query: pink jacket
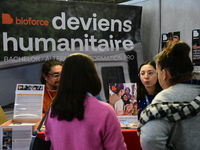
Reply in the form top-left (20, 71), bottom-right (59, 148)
top-left (44, 96), bottom-right (127, 150)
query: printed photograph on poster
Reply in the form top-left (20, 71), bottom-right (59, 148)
top-left (17, 84), bottom-right (43, 91)
top-left (192, 29), bottom-right (200, 66)
top-left (161, 31), bottom-right (180, 51)
top-left (2, 128), bottom-right (12, 150)
top-left (109, 83), bottom-right (138, 116)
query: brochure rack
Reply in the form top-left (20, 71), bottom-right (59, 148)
top-left (0, 84), bottom-right (44, 150)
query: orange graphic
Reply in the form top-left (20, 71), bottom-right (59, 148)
top-left (2, 13), bottom-right (13, 24)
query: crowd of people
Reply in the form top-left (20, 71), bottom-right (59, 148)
top-left (138, 41), bottom-right (200, 150)
top-left (1, 40), bottom-right (199, 150)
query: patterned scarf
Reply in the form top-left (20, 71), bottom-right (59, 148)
top-left (137, 94), bottom-right (200, 136)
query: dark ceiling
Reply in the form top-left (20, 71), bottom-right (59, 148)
top-left (64, 0), bottom-right (131, 4)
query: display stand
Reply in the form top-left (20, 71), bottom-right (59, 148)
top-left (0, 84), bottom-right (44, 150)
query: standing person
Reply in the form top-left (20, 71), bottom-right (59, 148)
top-left (138, 41), bottom-right (200, 150)
top-left (109, 83), bottom-right (124, 109)
top-left (112, 84), bottom-right (125, 115)
top-left (40, 59), bottom-right (63, 115)
top-left (137, 60), bottom-right (162, 118)
top-left (124, 87), bottom-right (131, 100)
top-left (121, 93), bottom-right (130, 115)
top-left (44, 53), bottom-right (127, 150)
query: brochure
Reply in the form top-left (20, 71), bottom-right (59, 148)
top-left (0, 126), bottom-right (32, 150)
top-left (13, 84), bottom-right (44, 119)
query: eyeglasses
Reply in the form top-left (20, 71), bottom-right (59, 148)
top-left (48, 73), bottom-right (61, 78)
top-left (139, 71), bottom-right (157, 77)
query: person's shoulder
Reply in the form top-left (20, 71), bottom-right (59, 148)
top-left (86, 96), bottom-right (116, 114)
top-left (152, 88), bottom-right (173, 103)
top-left (86, 96), bottom-right (110, 106)
top-left (110, 94), bottom-right (120, 100)
top-left (115, 99), bottom-right (123, 103)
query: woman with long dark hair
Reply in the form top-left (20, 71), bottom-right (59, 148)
top-left (44, 53), bottom-right (127, 150)
top-left (137, 60), bottom-right (162, 118)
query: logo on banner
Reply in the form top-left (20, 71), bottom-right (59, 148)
top-left (2, 13), bottom-right (49, 26)
top-left (2, 13), bottom-right (13, 24)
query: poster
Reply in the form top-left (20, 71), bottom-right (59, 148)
top-left (161, 31), bottom-right (180, 51)
top-left (0, 0), bottom-right (143, 105)
top-left (109, 83), bottom-right (138, 126)
top-left (192, 29), bottom-right (200, 66)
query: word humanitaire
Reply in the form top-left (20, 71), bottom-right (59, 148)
top-left (3, 32), bottom-right (134, 51)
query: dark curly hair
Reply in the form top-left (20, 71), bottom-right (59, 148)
top-left (40, 59), bottom-right (63, 84)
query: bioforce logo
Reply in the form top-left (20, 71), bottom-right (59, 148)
top-left (2, 13), bottom-right (49, 26)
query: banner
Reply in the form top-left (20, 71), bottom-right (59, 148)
top-left (0, 0), bottom-right (143, 106)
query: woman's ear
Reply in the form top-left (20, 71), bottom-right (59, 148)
top-left (162, 69), bottom-right (171, 81)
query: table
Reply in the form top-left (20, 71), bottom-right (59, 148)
top-left (121, 129), bottom-right (142, 150)
top-left (37, 129), bottom-right (142, 150)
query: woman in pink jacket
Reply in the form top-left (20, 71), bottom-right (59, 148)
top-left (44, 53), bottom-right (127, 150)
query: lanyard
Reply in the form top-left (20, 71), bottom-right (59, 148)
top-left (145, 95), bottom-right (150, 105)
